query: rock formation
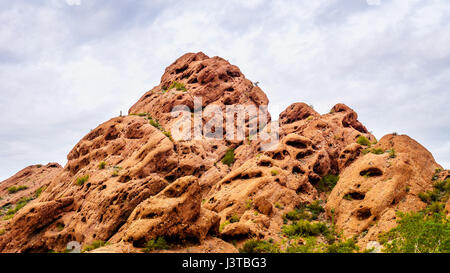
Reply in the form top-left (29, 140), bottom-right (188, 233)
top-left (0, 52), bottom-right (446, 253)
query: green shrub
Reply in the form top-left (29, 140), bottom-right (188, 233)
top-left (356, 136), bottom-right (371, 146)
top-left (229, 214), bottom-right (240, 223)
top-left (317, 174), bottom-right (340, 192)
top-left (219, 220), bottom-right (230, 232)
top-left (271, 169), bottom-right (279, 176)
top-left (144, 237), bottom-right (169, 252)
top-left (0, 229), bottom-right (5, 236)
top-left (282, 220), bottom-right (329, 237)
top-left (306, 201), bottom-right (325, 219)
top-left (167, 81), bottom-right (187, 92)
top-left (98, 161), bottom-right (107, 170)
top-left (82, 240), bottom-right (108, 252)
top-left (149, 118), bottom-right (162, 129)
top-left (419, 179), bottom-right (450, 204)
top-left (4, 197), bottom-right (33, 218)
top-left (35, 186), bottom-right (46, 198)
top-left (388, 149), bottom-right (397, 158)
top-left (130, 113), bottom-right (149, 117)
top-left (240, 239), bottom-right (280, 253)
top-left (371, 148), bottom-right (385, 155)
top-left (56, 223), bottom-right (65, 232)
top-left (8, 185), bottom-right (28, 194)
top-left (222, 149), bottom-right (235, 167)
top-left (274, 202), bottom-right (283, 209)
top-left (246, 199), bottom-right (253, 210)
top-left (284, 209), bottom-right (311, 222)
top-left (163, 131), bottom-right (173, 141)
top-left (75, 175), bottom-right (89, 186)
top-left (325, 238), bottom-right (359, 253)
top-left (379, 211), bottom-right (450, 253)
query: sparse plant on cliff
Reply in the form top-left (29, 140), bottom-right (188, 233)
top-left (222, 149), bottom-right (235, 167)
top-left (149, 117), bottom-right (161, 129)
top-left (356, 136), bottom-right (371, 146)
top-left (3, 196), bottom-right (33, 220)
top-left (166, 81), bottom-right (187, 92)
top-left (8, 185), bottom-right (28, 194)
top-left (0, 229), bottom-right (5, 236)
top-left (163, 131), bottom-right (173, 141)
top-left (229, 214), bottom-right (240, 223)
top-left (98, 161), bottom-right (107, 170)
top-left (271, 169), bottom-right (279, 176)
top-left (75, 175), bottom-right (89, 186)
top-left (219, 220), bottom-right (230, 232)
top-left (245, 199), bottom-right (253, 209)
top-left (35, 186), bottom-right (46, 198)
top-left (388, 149), bottom-right (397, 158)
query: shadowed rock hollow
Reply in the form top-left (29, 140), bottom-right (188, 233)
top-left (0, 52), bottom-right (445, 253)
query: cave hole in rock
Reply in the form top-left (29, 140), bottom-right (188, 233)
top-left (360, 168), bottom-right (383, 177)
top-left (286, 140), bottom-right (308, 149)
top-left (356, 208), bottom-right (372, 220)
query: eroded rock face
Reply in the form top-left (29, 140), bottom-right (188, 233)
top-left (202, 102), bottom-right (376, 241)
top-left (325, 134), bottom-right (442, 245)
top-left (129, 52), bottom-right (270, 130)
top-left (0, 52), bottom-right (445, 253)
top-left (0, 163), bottom-right (62, 209)
top-left (0, 116), bottom-right (173, 252)
top-left (118, 176), bottom-right (219, 247)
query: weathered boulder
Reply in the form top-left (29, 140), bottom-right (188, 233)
top-left (325, 134), bottom-right (442, 246)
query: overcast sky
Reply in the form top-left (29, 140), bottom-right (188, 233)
top-left (0, 0), bottom-right (449, 181)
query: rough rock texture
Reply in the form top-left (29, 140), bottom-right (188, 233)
top-left (0, 52), bottom-right (446, 253)
top-left (202, 102), bottom-right (377, 241)
top-left (0, 163), bottom-right (62, 209)
top-left (325, 134), bottom-right (442, 246)
top-left (117, 176), bottom-right (219, 247)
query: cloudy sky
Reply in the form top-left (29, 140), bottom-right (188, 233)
top-left (0, 0), bottom-right (449, 180)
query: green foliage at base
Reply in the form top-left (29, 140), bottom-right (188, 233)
top-left (82, 240), bottom-right (109, 253)
top-left (144, 237), bottom-right (169, 252)
top-left (282, 220), bottom-right (328, 237)
top-left (240, 239), bottom-right (280, 253)
top-left (379, 211), bottom-right (449, 253)
top-left (380, 176), bottom-right (450, 253)
top-left (283, 201), bottom-right (325, 222)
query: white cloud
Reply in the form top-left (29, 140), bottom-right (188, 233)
top-left (367, 0), bottom-right (381, 6)
top-left (65, 0), bottom-right (81, 6)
